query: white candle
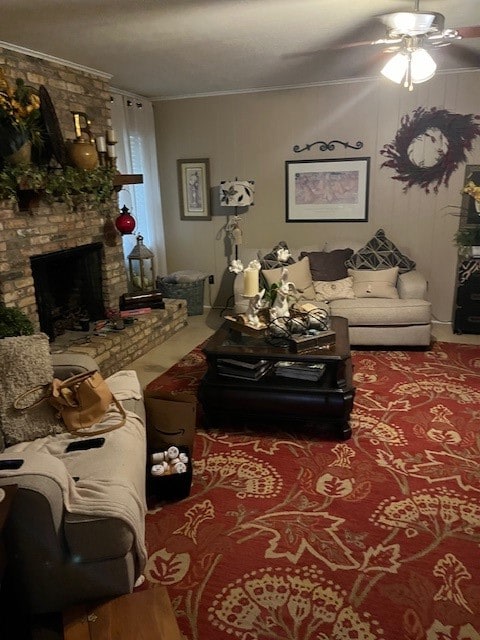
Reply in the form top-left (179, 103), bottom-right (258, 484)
top-left (95, 136), bottom-right (106, 152)
top-left (107, 144), bottom-right (116, 158)
top-left (243, 267), bottom-right (259, 297)
top-left (106, 127), bottom-right (117, 143)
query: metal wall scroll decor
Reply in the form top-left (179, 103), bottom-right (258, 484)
top-left (380, 106), bottom-right (480, 194)
top-left (293, 140), bottom-right (364, 153)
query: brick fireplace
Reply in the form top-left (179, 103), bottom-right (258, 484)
top-left (0, 201), bottom-right (127, 330)
top-left (0, 46), bottom-right (188, 376)
top-left (0, 200), bottom-right (187, 376)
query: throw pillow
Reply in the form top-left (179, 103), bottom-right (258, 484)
top-left (258, 241), bottom-right (296, 271)
top-left (313, 276), bottom-right (355, 302)
top-left (344, 229), bottom-right (416, 273)
top-left (262, 256), bottom-right (316, 300)
top-left (300, 248), bottom-right (354, 281)
top-left (348, 267), bottom-right (399, 299)
top-left (0, 333), bottom-right (64, 447)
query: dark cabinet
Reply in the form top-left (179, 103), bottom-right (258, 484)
top-left (453, 258), bottom-right (480, 334)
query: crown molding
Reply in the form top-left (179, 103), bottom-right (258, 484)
top-left (151, 67), bottom-right (480, 102)
top-left (0, 41), bottom-right (112, 80)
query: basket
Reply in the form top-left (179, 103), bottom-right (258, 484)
top-left (157, 277), bottom-right (205, 315)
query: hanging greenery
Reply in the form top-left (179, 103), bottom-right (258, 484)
top-left (380, 107), bottom-right (480, 194)
top-left (0, 164), bottom-right (118, 210)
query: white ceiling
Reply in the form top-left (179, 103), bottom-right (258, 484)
top-left (1, 0), bottom-right (479, 99)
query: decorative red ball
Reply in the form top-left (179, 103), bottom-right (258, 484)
top-left (115, 206), bottom-right (136, 235)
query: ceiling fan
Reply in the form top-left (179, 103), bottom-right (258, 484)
top-left (330, 0), bottom-right (480, 90)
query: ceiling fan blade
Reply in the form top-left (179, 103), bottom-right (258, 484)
top-left (433, 42), bottom-right (480, 68)
top-left (455, 25), bottom-right (480, 39)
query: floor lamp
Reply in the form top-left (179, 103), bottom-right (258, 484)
top-left (220, 179), bottom-right (255, 260)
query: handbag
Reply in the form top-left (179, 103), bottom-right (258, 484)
top-left (14, 370), bottom-right (126, 436)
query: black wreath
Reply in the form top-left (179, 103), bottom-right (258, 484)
top-left (380, 106), bottom-right (480, 194)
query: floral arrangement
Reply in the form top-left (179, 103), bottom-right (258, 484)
top-left (463, 181), bottom-right (480, 203)
top-left (0, 70), bottom-right (42, 159)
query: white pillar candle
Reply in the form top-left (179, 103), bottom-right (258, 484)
top-left (95, 136), bottom-right (106, 152)
top-left (107, 144), bottom-right (116, 157)
top-left (243, 267), bottom-right (259, 297)
top-left (106, 127), bottom-right (117, 143)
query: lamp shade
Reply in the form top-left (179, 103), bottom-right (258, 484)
top-left (220, 180), bottom-right (255, 207)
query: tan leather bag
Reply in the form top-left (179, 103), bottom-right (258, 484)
top-left (15, 370), bottom-right (126, 436)
top-left (48, 370), bottom-right (126, 435)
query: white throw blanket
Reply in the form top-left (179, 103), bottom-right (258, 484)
top-left (0, 370), bottom-right (147, 572)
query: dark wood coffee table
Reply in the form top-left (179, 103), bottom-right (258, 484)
top-left (198, 315), bottom-right (355, 439)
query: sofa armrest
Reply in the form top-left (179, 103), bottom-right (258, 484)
top-left (397, 270), bottom-right (428, 300)
top-left (51, 353), bottom-right (99, 380)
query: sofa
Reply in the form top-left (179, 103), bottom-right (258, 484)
top-left (0, 344), bottom-right (147, 614)
top-left (233, 229), bottom-right (432, 347)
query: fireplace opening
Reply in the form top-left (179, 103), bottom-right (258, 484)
top-left (30, 243), bottom-right (104, 340)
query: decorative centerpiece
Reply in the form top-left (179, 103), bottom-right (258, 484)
top-left (227, 255), bottom-right (332, 349)
top-left (0, 71), bottom-right (41, 166)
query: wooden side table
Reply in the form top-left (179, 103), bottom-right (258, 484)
top-left (0, 485), bottom-right (17, 582)
top-left (63, 585), bottom-right (182, 640)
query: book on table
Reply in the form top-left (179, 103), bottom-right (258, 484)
top-left (274, 361), bottom-right (326, 381)
top-left (217, 359), bottom-right (272, 380)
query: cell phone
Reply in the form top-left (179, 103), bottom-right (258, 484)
top-left (65, 437), bottom-right (105, 453)
top-left (0, 459), bottom-right (24, 470)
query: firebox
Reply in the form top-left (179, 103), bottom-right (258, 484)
top-left (30, 243), bottom-right (104, 340)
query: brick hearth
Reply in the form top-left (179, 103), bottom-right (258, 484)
top-left (50, 299), bottom-right (188, 378)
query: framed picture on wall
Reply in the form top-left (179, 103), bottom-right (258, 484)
top-left (285, 157), bottom-right (370, 222)
top-left (177, 158), bottom-right (211, 220)
top-left (460, 164), bottom-right (480, 227)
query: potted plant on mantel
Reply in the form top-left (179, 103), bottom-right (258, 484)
top-left (0, 71), bottom-right (42, 165)
top-left (454, 226), bottom-right (480, 259)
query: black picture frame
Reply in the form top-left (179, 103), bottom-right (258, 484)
top-left (177, 158), bottom-right (211, 220)
top-left (285, 157), bottom-right (370, 223)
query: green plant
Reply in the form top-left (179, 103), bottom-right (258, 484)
top-left (453, 226), bottom-right (480, 257)
top-left (0, 164), bottom-right (117, 210)
top-left (0, 305), bottom-right (34, 338)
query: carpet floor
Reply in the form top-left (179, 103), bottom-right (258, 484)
top-left (139, 341), bottom-right (480, 640)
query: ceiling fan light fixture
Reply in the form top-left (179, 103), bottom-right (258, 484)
top-left (410, 48), bottom-right (437, 83)
top-left (386, 11), bottom-right (438, 36)
top-left (381, 47), bottom-right (437, 89)
top-left (381, 52), bottom-right (409, 84)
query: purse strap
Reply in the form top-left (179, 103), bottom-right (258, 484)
top-left (69, 394), bottom-right (127, 437)
top-left (13, 384), bottom-right (51, 411)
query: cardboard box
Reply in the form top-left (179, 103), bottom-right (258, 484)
top-left (143, 389), bottom-right (196, 454)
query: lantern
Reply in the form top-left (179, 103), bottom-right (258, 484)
top-left (127, 235), bottom-right (155, 292)
top-left (115, 205), bottom-right (136, 235)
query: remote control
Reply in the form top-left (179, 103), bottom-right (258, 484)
top-left (0, 459), bottom-right (24, 470)
top-left (66, 438), bottom-right (105, 453)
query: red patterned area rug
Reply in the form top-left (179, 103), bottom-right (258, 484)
top-left (140, 341), bottom-right (480, 640)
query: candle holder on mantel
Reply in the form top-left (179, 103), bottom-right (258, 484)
top-left (106, 120), bottom-right (117, 168)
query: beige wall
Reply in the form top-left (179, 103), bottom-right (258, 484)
top-left (153, 72), bottom-right (480, 322)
